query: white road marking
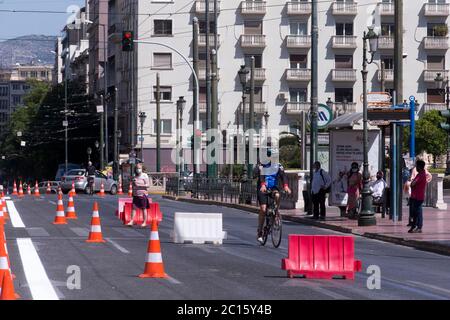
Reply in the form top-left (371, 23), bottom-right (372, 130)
top-left (70, 227), bottom-right (89, 237)
top-left (16, 238), bottom-right (59, 300)
top-left (5, 200), bottom-right (26, 228)
top-left (48, 201), bottom-right (56, 205)
top-left (407, 281), bottom-right (450, 296)
top-left (105, 238), bottom-right (130, 254)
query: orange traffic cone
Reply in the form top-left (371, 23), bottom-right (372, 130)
top-left (117, 180), bottom-right (124, 195)
top-left (0, 270), bottom-right (18, 300)
top-left (27, 184), bottom-right (31, 196)
top-left (86, 202), bottom-right (105, 243)
top-left (18, 182), bottom-right (24, 197)
top-left (53, 194), bottom-right (67, 225)
top-left (128, 182), bottom-right (133, 197)
top-left (12, 181), bottom-right (18, 196)
top-left (70, 182), bottom-right (76, 196)
top-left (34, 181), bottom-right (40, 197)
top-left (0, 225), bottom-right (16, 283)
top-left (1, 193), bottom-right (8, 220)
top-left (139, 220), bottom-right (167, 278)
top-left (0, 200), bottom-right (4, 226)
top-left (46, 181), bottom-right (52, 194)
top-left (98, 183), bottom-right (105, 197)
top-left (65, 193), bottom-right (77, 219)
top-left (57, 186), bottom-right (62, 196)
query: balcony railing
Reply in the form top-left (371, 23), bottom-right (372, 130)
top-left (195, 1), bottom-right (221, 14)
top-left (241, 1), bottom-right (266, 15)
top-left (332, 69), bottom-right (357, 82)
top-left (332, 1), bottom-right (358, 15)
top-left (253, 68), bottom-right (266, 81)
top-left (286, 1), bottom-right (312, 15)
top-left (198, 34), bottom-right (220, 47)
top-left (332, 35), bottom-right (357, 49)
top-left (424, 70), bottom-right (449, 82)
top-left (424, 3), bottom-right (450, 16)
top-left (286, 35), bottom-right (311, 49)
top-left (334, 102), bottom-right (357, 114)
top-left (198, 67), bottom-right (220, 80)
top-left (378, 36), bottom-right (394, 50)
top-left (379, 2), bottom-right (394, 15)
top-left (286, 102), bottom-right (310, 114)
top-left (377, 69), bottom-right (394, 82)
top-left (286, 68), bottom-right (312, 82)
top-left (199, 102), bottom-right (207, 112)
top-left (240, 34), bottom-right (266, 48)
top-left (423, 103), bottom-right (447, 113)
top-left (240, 101), bottom-right (267, 113)
top-left (423, 37), bottom-right (449, 50)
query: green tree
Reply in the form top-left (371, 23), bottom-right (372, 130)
top-left (403, 110), bottom-right (447, 167)
top-left (279, 136), bottom-right (301, 169)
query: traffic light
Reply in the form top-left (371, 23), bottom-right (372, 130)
top-left (122, 31), bottom-right (134, 52)
top-left (439, 109), bottom-right (450, 131)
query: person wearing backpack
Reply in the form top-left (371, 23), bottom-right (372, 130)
top-left (311, 161), bottom-right (331, 220)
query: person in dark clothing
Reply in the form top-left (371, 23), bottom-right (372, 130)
top-left (86, 161), bottom-right (96, 195)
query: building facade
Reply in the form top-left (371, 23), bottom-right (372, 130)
top-left (107, 0), bottom-right (450, 172)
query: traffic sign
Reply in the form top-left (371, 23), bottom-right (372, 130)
top-left (307, 104), bottom-right (333, 129)
top-left (362, 92), bottom-right (392, 107)
top-left (409, 95), bottom-right (415, 102)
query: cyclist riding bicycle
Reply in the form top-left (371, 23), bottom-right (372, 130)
top-left (86, 161), bottom-right (96, 195)
top-left (254, 148), bottom-right (291, 244)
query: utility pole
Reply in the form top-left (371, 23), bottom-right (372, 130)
top-left (193, 18), bottom-right (200, 176)
top-left (380, 61), bottom-right (386, 92)
top-left (100, 95), bottom-right (105, 171)
top-left (103, 25), bottom-right (109, 167)
top-left (309, 0), bottom-right (319, 215)
top-left (394, 0), bottom-right (403, 103)
top-left (211, 49), bottom-right (218, 177)
top-left (156, 73), bottom-right (161, 172)
top-left (64, 30), bottom-right (69, 175)
top-left (248, 56), bottom-right (255, 176)
top-left (114, 87), bottom-right (119, 180)
top-left (206, 0), bottom-right (212, 177)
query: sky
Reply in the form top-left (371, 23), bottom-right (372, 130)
top-left (0, 0), bottom-right (85, 40)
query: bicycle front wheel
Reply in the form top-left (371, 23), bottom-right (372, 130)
top-left (271, 213), bottom-right (282, 248)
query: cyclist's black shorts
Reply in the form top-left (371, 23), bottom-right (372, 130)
top-left (257, 187), bottom-right (280, 206)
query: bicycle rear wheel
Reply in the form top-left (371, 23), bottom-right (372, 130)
top-left (261, 214), bottom-right (270, 246)
top-left (271, 212), bottom-right (282, 248)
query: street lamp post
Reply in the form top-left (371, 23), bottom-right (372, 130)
top-left (358, 26), bottom-right (379, 227)
top-left (87, 147), bottom-right (92, 162)
top-left (434, 72), bottom-right (450, 175)
top-left (138, 112), bottom-right (147, 164)
top-left (177, 96), bottom-right (187, 196)
top-left (238, 65), bottom-right (249, 180)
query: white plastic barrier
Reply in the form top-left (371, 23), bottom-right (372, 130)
top-left (173, 212), bottom-right (227, 244)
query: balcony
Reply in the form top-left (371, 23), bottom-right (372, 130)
top-left (377, 69), bottom-right (394, 82)
top-left (286, 1), bottom-right (312, 15)
top-left (286, 68), bottom-right (312, 82)
top-left (331, 69), bottom-right (357, 82)
top-left (334, 102), bottom-right (357, 113)
top-left (240, 101), bottom-right (267, 113)
top-left (198, 67), bottom-right (220, 81)
top-left (199, 102), bottom-right (207, 113)
top-left (423, 37), bottom-right (449, 50)
top-left (286, 35), bottom-right (311, 49)
top-left (424, 70), bottom-right (449, 82)
top-left (378, 36), bottom-right (394, 50)
top-left (241, 1), bottom-right (266, 15)
top-left (253, 68), bottom-right (266, 81)
top-left (332, 1), bottom-right (358, 15)
top-left (332, 35), bottom-right (357, 49)
top-left (423, 103), bottom-right (447, 114)
top-left (424, 3), bottom-right (450, 17)
top-left (285, 102), bottom-right (310, 114)
top-left (195, 1), bottom-right (220, 14)
top-left (240, 34), bottom-right (266, 49)
top-left (379, 2), bottom-right (394, 15)
top-left (198, 34), bottom-right (220, 47)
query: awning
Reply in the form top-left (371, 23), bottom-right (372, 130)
top-left (327, 112), bottom-right (363, 129)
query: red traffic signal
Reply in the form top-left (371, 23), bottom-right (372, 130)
top-left (122, 31), bottom-right (134, 51)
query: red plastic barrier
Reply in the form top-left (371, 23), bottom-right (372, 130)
top-left (121, 202), bottom-right (162, 225)
top-left (281, 235), bottom-right (362, 280)
top-left (117, 197), bottom-right (133, 219)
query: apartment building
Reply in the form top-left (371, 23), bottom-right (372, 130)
top-left (109, 0), bottom-right (450, 172)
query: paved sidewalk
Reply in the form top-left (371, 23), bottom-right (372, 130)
top-left (164, 190), bottom-right (450, 256)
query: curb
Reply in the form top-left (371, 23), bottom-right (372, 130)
top-left (162, 195), bottom-right (450, 257)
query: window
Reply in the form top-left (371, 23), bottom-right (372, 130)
top-left (335, 88), bottom-right (353, 103)
top-left (427, 56), bottom-right (445, 69)
top-left (290, 55), bottom-right (307, 69)
top-left (427, 89), bottom-right (445, 103)
top-left (381, 24), bottom-right (395, 36)
top-left (381, 56), bottom-right (394, 69)
top-left (336, 23), bottom-right (353, 36)
top-left (153, 119), bottom-right (172, 135)
top-left (12, 84), bottom-right (20, 91)
top-left (154, 20), bottom-right (172, 36)
top-left (0, 100), bottom-right (8, 110)
top-left (244, 21), bottom-right (262, 35)
top-left (289, 88), bottom-right (307, 102)
top-left (22, 85), bottom-right (30, 91)
top-left (12, 95), bottom-right (21, 105)
top-left (0, 87), bottom-right (8, 96)
top-left (153, 86), bottom-right (172, 101)
top-left (199, 87), bottom-right (207, 103)
top-left (199, 21), bottom-right (216, 34)
top-left (335, 55), bottom-right (353, 68)
top-left (427, 23), bottom-right (448, 36)
top-left (153, 53), bottom-right (172, 69)
top-left (290, 22), bottom-right (307, 35)
top-left (244, 87), bottom-right (262, 102)
top-left (30, 71), bottom-right (37, 78)
top-left (244, 54), bottom-right (262, 68)
top-left (20, 71), bottom-right (27, 78)
top-left (428, 0), bottom-right (446, 4)
top-left (40, 71), bottom-right (47, 78)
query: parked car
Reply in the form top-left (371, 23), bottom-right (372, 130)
top-left (60, 169), bottom-right (118, 195)
top-left (36, 181), bottom-right (60, 194)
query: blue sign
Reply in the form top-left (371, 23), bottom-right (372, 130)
top-left (409, 95), bottom-right (415, 102)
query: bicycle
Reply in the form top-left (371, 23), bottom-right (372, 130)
top-left (87, 176), bottom-right (95, 196)
top-left (260, 190), bottom-right (284, 248)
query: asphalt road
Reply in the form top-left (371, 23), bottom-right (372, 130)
top-left (3, 193), bottom-right (450, 300)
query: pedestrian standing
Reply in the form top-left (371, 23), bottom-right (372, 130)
top-left (127, 163), bottom-right (150, 227)
top-left (347, 162), bottom-right (363, 219)
top-left (408, 160), bottom-right (430, 233)
top-left (406, 164), bottom-right (432, 227)
top-left (311, 161), bottom-right (331, 220)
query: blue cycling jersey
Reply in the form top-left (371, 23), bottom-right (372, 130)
top-left (260, 162), bottom-right (283, 189)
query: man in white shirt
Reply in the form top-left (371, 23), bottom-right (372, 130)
top-left (311, 161), bottom-right (332, 220)
top-left (370, 171), bottom-right (387, 208)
